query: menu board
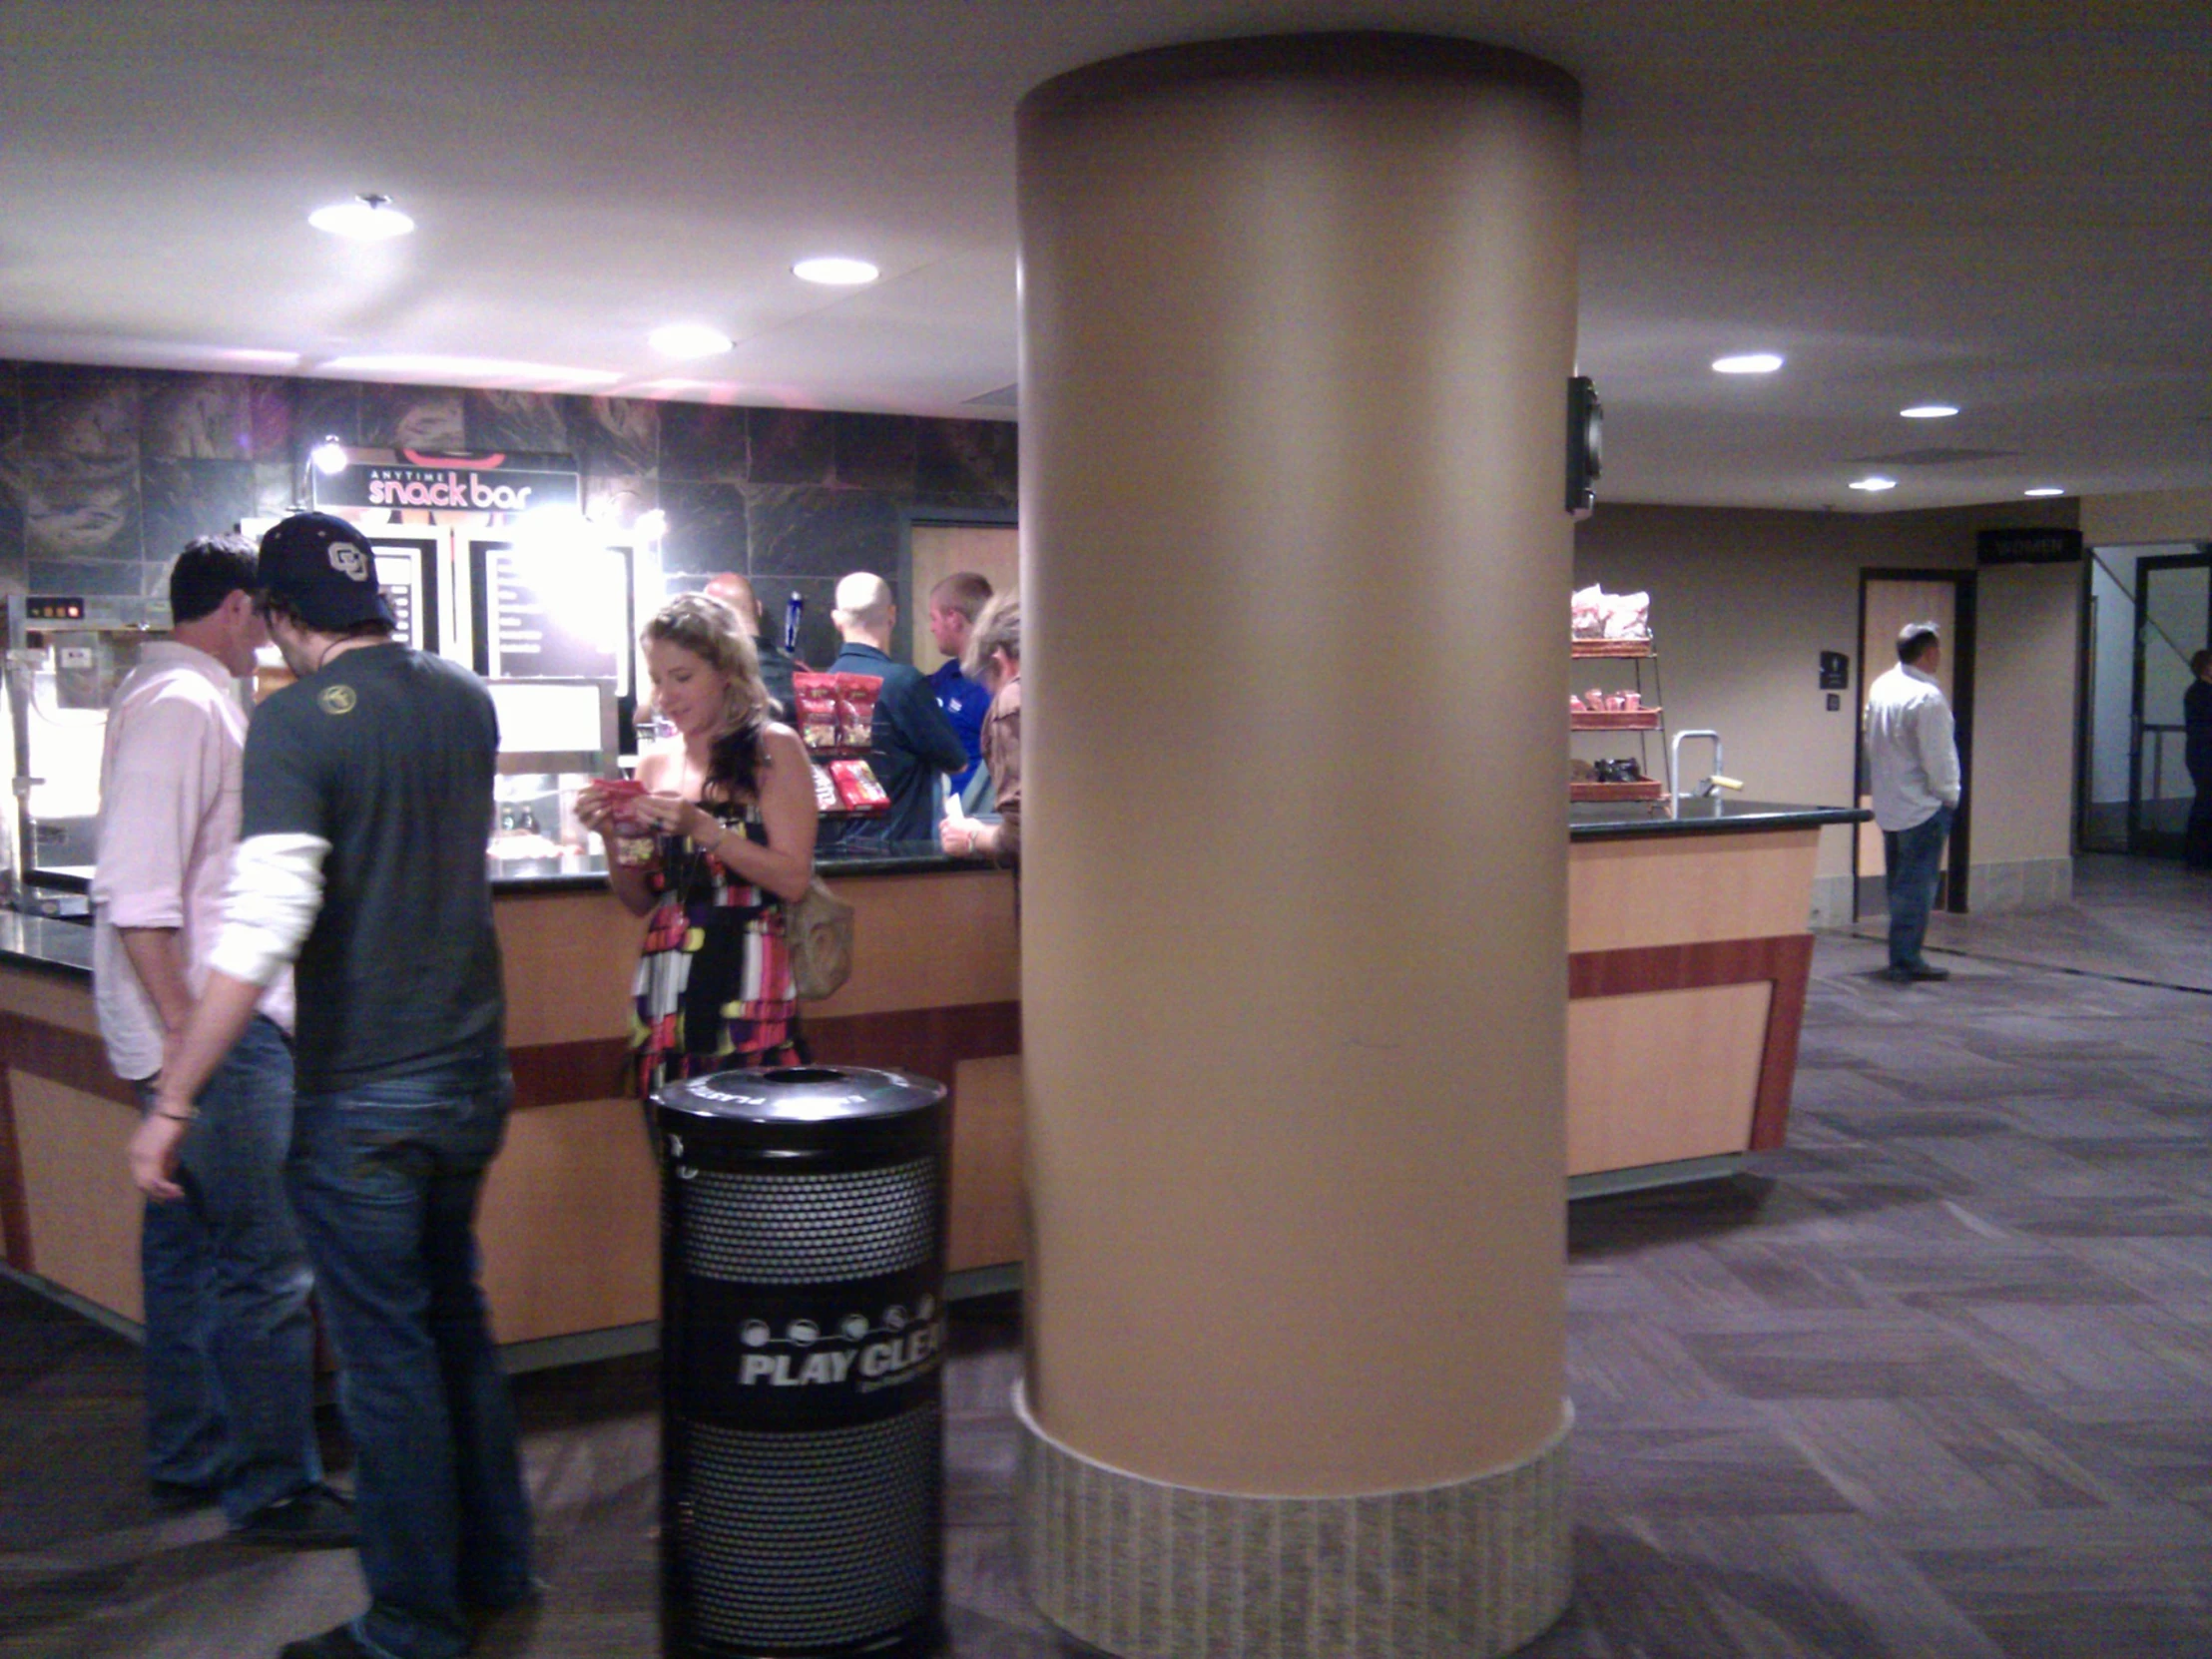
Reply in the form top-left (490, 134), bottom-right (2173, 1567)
top-left (478, 540), bottom-right (631, 695)
top-left (371, 545), bottom-right (424, 651)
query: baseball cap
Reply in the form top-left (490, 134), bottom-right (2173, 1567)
top-left (257, 512), bottom-right (395, 631)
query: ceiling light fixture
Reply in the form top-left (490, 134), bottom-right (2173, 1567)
top-left (307, 192), bottom-right (415, 241)
top-left (648, 322), bottom-right (734, 360)
top-left (1712, 353), bottom-right (1784, 374)
top-left (1849, 475), bottom-right (1899, 492)
top-left (2022, 486), bottom-right (2066, 497)
top-left (1900, 404), bottom-right (1958, 419)
top-left (793, 256), bottom-right (880, 286)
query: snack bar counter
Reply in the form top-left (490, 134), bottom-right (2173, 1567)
top-left (0, 801), bottom-right (1856, 1365)
top-left (0, 848), bottom-right (1020, 1369)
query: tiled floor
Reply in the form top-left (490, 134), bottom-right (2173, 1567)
top-left (3, 855), bottom-right (2208, 1658)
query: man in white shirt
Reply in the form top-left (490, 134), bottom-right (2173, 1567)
top-left (1864, 621), bottom-right (1962, 983)
top-left (92, 536), bottom-right (351, 1544)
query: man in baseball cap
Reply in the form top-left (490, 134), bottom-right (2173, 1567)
top-left (254, 512), bottom-right (395, 641)
top-left (132, 509), bottom-right (532, 1658)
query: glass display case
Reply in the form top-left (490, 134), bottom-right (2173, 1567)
top-left (5, 594), bottom-right (172, 916)
top-left (485, 678), bottom-right (618, 880)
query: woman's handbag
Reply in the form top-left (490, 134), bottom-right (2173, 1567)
top-left (784, 877), bottom-right (856, 1000)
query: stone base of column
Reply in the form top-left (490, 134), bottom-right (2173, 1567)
top-left (1013, 1383), bottom-right (1574, 1658)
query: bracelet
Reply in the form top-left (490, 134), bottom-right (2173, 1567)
top-left (157, 1108), bottom-right (196, 1123)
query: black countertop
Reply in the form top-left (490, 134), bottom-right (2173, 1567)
top-left (1569, 799), bottom-right (1870, 839)
top-left (7, 812), bottom-right (1858, 980)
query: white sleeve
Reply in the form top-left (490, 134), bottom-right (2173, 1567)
top-left (206, 832), bottom-right (331, 986)
top-left (1921, 695), bottom-right (1961, 808)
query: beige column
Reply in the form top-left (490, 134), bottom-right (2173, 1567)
top-left (1015, 34), bottom-right (1580, 1658)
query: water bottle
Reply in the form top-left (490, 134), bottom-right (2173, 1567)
top-left (784, 591), bottom-right (804, 654)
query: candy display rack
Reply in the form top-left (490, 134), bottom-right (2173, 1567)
top-left (1570, 637), bottom-right (1668, 803)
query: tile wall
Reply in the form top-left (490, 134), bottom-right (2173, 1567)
top-left (0, 361), bottom-right (1017, 667)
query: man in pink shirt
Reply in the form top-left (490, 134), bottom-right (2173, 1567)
top-left (92, 536), bottom-right (351, 1545)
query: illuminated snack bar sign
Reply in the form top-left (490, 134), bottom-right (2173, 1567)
top-left (313, 449), bottom-right (581, 519)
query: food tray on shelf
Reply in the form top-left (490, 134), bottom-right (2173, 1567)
top-left (1571, 639), bottom-right (1655, 658)
top-left (1570, 779), bottom-right (1668, 803)
top-left (1570, 709), bottom-right (1662, 730)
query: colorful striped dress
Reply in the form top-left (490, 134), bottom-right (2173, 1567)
top-left (631, 797), bottom-right (803, 1096)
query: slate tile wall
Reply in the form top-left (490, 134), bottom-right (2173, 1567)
top-left (0, 360), bottom-right (1016, 656)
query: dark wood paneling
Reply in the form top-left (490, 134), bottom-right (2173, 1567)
top-left (503, 1002), bottom-right (1024, 1112)
top-left (1568, 933), bottom-right (1816, 1154)
top-left (0, 1060), bottom-right (28, 1273)
top-left (0, 1014), bottom-right (139, 1107)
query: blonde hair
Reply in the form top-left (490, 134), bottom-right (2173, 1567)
top-left (963, 589), bottom-right (1020, 681)
top-left (642, 592), bottom-right (772, 796)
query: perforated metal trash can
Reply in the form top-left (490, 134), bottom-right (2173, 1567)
top-left (658, 1065), bottom-right (949, 1659)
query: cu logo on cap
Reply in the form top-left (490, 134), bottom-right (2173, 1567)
top-left (327, 541), bottom-right (370, 581)
top-left (318, 685), bottom-right (357, 716)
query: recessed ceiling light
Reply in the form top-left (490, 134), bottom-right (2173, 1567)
top-left (1849, 475), bottom-right (1899, 492)
top-left (2023, 486), bottom-right (2066, 497)
top-left (307, 193), bottom-right (415, 241)
top-left (648, 322), bottom-right (734, 360)
top-left (1712, 353), bottom-right (1784, 374)
top-left (1901, 404), bottom-right (1959, 419)
top-left (793, 257), bottom-right (879, 286)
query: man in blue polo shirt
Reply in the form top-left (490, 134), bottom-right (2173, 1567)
top-left (924, 572), bottom-right (994, 804)
top-left (822, 571), bottom-right (967, 846)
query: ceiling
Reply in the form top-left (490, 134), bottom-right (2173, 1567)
top-left (3, 0), bottom-right (2207, 512)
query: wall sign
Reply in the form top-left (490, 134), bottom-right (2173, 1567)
top-left (1976, 526), bottom-right (2083, 565)
top-left (313, 448), bottom-right (581, 521)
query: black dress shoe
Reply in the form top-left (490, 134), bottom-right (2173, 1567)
top-left (1901, 959), bottom-right (1951, 981)
top-left (235, 1485), bottom-right (357, 1549)
top-left (148, 1478), bottom-right (220, 1514)
top-left (277, 1624), bottom-right (377, 1658)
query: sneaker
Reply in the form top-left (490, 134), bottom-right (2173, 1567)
top-left (235, 1485), bottom-right (358, 1549)
top-left (277, 1624), bottom-right (377, 1658)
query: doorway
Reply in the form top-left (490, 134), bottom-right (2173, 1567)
top-left (2077, 542), bottom-right (2209, 856)
top-left (2128, 550), bottom-right (2212, 857)
top-left (1854, 570), bottom-right (1976, 920)
top-left (908, 517), bottom-right (1018, 675)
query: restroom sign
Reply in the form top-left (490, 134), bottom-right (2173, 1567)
top-left (313, 449), bottom-right (580, 521)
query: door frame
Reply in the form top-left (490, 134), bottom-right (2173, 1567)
top-left (2126, 548), bottom-right (2212, 857)
top-left (1854, 567), bottom-right (1978, 918)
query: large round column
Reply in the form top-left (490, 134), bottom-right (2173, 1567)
top-left (1015, 34), bottom-right (1580, 1657)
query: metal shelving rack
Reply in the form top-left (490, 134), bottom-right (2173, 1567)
top-left (1569, 638), bottom-right (1668, 803)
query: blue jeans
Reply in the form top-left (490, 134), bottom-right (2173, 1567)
top-left (140, 1016), bottom-right (322, 1522)
top-left (287, 1061), bottom-right (532, 1659)
top-left (1883, 805), bottom-right (1953, 969)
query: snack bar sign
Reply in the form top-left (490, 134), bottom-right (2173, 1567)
top-left (314, 450), bottom-right (581, 518)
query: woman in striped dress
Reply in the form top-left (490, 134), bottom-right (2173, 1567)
top-left (578, 593), bottom-right (819, 1095)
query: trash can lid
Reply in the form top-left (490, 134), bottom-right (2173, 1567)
top-left (655, 1064), bottom-right (945, 1128)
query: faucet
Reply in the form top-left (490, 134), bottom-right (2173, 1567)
top-left (1670, 729), bottom-right (1727, 816)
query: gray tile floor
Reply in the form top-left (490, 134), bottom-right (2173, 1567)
top-left (3, 854), bottom-right (2208, 1658)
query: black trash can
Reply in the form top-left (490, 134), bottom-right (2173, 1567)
top-left (657, 1065), bottom-right (949, 1659)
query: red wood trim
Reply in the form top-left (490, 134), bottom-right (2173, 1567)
top-left (1748, 935), bottom-right (1815, 1150)
top-left (0, 1012), bottom-right (140, 1107)
top-left (1568, 933), bottom-right (1816, 1154)
top-left (508, 1037), bottom-right (634, 1110)
top-left (0, 1052), bottom-right (31, 1273)
top-left (503, 1001), bottom-right (1024, 1111)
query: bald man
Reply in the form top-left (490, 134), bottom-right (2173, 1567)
top-left (703, 572), bottom-right (799, 719)
top-left (826, 572), bottom-right (966, 846)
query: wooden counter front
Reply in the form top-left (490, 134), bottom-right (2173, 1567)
top-left (1, 813), bottom-right (1840, 1356)
top-left (0, 867), bottom-right (1024, 1362)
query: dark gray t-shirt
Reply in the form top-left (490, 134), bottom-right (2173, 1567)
top-left (241, 644), bottom-right (505, 1091)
